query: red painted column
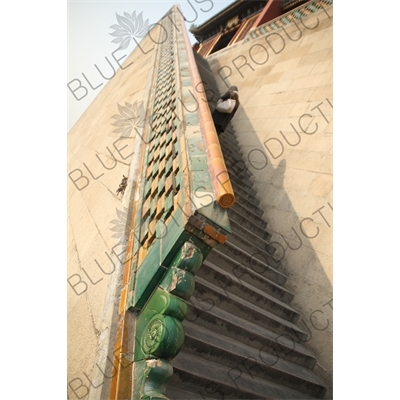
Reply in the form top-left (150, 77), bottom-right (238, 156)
top-left (253, 0), bottom-right (283, 28)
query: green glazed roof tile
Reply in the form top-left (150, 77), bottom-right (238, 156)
top-left (128, 6), bottom-right (232, 313)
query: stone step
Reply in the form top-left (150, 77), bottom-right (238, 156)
top-left (219, 131), bottom-right (240, 147)
top-left (186, 298), bottom-right (315, 368)
top-left (194, 276), bottom-right (304, 338)
top-left (221, 148), bottom-right (249, 172)
top-left (223, 155), bottom-right (251, 172)
top-left (202, 259), bottom-right (299, 312)
top-left (225, 157), bottom-right (253, 182)
top-left (231, 190), bottom-right (264, 217)
top-left (224, 160), bottom-right (254, 186)
top-left (228, 171), bottom-right (258, 196)
top-left (197, 262), bottom-right (299, 321)
top-left (211, 241), bottom-right (283, 280)
top-left (230, 198), bottom-right (268, 228)
top-left (201, 254), bottom-right (291, 303)
top-left (219, 126), bottom-right (240, 141)
top-left (221, 130), bottom-right (249, 160)
top-left (227, 207), bottom-right (270, 237)
top-left (226, 164), bottom-right (252, 183)
top-left (166, 382), bottom-right (213, 400)
top-left (180, 321), bottom-right (327, 398)
top-left (230, 179), bottom-right (261, 206)
top-left (227, 170), bottom-right (255, 190)
top-left (227, 221), bottom-right (281, 269)
top-left (218, 141), bottom-right (245, 161)
top-left (229, 227), bottom-right (278, 259)
top-left (219, 138), bottom-right (241, 154)
top-left (220, 144), bottom-right (248, 160)
top-left (193, 61), bottom-right (220, 103)
top-left (219, 146), bottom-right (249, 171)
top-left (170, 351), bottom-right (316, 399)
top-left (217, 239), bottom-right (283, 276)
top-left (229, 228), bottom-right (279, 256)
top-left (229, 222), bottom-right (271, 251)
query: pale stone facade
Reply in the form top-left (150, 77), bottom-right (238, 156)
top-left (67, 27), bottom-right (162, 399)
top-left (68, 3), bottom-right (333, 398)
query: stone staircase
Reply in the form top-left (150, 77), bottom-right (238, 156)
top-left (165, 53), bottom-right (327, 399)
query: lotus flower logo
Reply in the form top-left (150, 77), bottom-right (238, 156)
top-left (111, 101), bottom-right (145, 137)
top-left (109, 207), bottom-right (129, 239)
top-left (109, 12), bottom-right (150, 50)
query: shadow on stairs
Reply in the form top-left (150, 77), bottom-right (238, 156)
top-left (165, 52), bottom-right (327, 400)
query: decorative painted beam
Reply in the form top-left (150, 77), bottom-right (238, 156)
top-left (243, 0), bottom-right (333, 42)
